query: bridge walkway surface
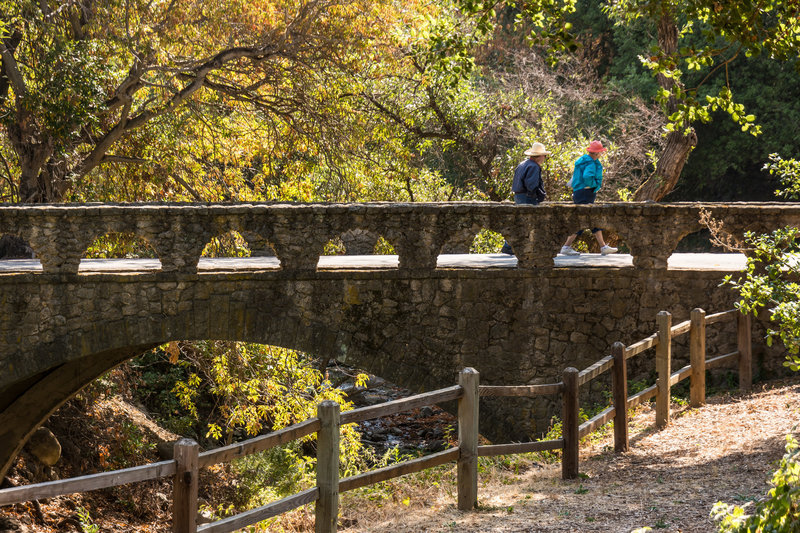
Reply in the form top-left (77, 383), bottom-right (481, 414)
top-left (0, 252), bottom-right (747, 273)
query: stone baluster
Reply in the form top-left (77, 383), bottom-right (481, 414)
top-left (268, 209), bottom-right (330, 272)
top-left (27, 214), bottom-right (97, 274)
top-left (629, 226), bottom-right (688, 270)
top-left (144, 211), bottom-right (210, 274)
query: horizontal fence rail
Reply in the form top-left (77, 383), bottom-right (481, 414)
top-left (0, 460), bottom-right (177, 506)
top-left (0, 306), bottom-right (752, 533)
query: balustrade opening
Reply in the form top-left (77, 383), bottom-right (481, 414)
top-left (81, 232), bottom-right (161, 273)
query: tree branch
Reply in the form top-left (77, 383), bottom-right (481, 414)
top-left (0, 36), bottom-right (27, 98)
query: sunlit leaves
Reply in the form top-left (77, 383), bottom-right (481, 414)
top-left (603, 0), bottom-right (799, 138)
top-left (764, 153), bottom-right (800, 201)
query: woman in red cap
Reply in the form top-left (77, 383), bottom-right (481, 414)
top-left (559, 140), bottom-right (617, 256)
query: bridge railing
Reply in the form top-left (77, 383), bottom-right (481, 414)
top-left (2, 202), bottom-right (800, 273)
top-left (0, 307), bottom-right (752, 532)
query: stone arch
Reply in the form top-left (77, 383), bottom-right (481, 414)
top-left (438, 225), bottom-right (515, 261)
top-left (318, 230), bottom-right (399, 270)
top-left (674, 228), bottom-right (728, 253)
top-left (320, 229), bottom-right (398, 257)
top-left (0, 304), bottom-right (403, 479)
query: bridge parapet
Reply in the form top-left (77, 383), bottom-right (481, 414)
top-left (1, 202), bottom-right (799, 273)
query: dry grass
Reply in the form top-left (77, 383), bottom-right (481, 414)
top-left (340, 378), bottom-right (800, 532)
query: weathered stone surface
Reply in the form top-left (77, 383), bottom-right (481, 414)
top-left (24, 427), bottom-right (61, 466)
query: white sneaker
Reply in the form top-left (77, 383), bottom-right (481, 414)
top-left (601, 245), bottom-right (618, 255)
top-left (560, 245), bottom-right (580, 256)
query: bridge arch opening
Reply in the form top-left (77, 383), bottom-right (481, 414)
top-left (198, 229), bottom-right (280, 270)
top-left (201, 230), bottom-right (252, 258)
top-left (437, 227), bottom-right (516, 268)
top-left (675, 228), bottom-right (728, 253)
top-left (0, 233), bottom-right (36, 259)
top-left (320, 230), bottom-right (398, 269)
top-left (80, 232), bottom-right (161, 272)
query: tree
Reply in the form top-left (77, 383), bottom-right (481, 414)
top-left (724, 154), bottom-right (800, 364)
top-left (605, 0), bottom-right (800, 200)
top-left (711, 154), bottom-right (800, 530)
top-left (0, 0), bottom-right (409, 203)
top-left (489, 0), bottom-right (800, 201)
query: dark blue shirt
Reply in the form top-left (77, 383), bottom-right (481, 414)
top-left (511, 159), bottom-right (545, 201)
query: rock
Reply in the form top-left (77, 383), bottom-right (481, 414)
top-left (0, 514), bottom-right (29, 532)
top-left (420, 406), bottom-right (434, 417)
top-left (25, 428), bottom-right (60, 467)
top-left (424, 440), bottom-right (446, 453)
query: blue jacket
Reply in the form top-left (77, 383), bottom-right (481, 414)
top-left (511, 158), bottom-right (545, 201)
top-left (569, 154), bottom-right (603, 191)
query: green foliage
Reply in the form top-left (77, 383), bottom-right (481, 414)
top-left (725, 226), bottom-right (800, 365)
top-left (712, 435), bottom-right (800, 532)
top-left (76, 506), bottom-right (99, 533)
top-left (723, 155), bottom-right (800, 367)
top-left (765, 154), bottom-right (800, 201)
top-left (470, 229), bottom-right (504, 254)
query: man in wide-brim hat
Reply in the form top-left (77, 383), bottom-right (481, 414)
top-left (500, 142), bottom-right (551, 254)
top-left (513, 142), bottom-right (550, 204)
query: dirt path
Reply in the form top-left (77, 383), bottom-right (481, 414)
top-left (341, 378), bottom-right (800, 532)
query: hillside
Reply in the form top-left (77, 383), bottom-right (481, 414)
top-left (339, 378), bottom-right (800, 532)
top-left (2, 378), bottom-right (799, 532)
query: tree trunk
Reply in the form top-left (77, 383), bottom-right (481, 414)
top-left (8, 122), bottom-right (63, 203)
top-left (633, 10), bottom-right (698, 202)
top-left (633, 129), bottom-right (697, 201)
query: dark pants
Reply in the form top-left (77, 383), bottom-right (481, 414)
top-left (573, 188), bottom-right (600, 235)
top-left (501, 195), bottom-right (539, 254)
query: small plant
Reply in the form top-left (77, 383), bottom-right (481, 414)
top-left (574, 484), bottom-right (589, 494)
top-left (76, 507), bottom-right (99, 533)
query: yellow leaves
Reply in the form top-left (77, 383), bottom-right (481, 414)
top-left (166, 341), bottom-right (181, 364)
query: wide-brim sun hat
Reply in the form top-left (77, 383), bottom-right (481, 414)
top-left (586, 140), bottom-right (607, 153)
top-left (523, 142), bottom-right (552, 157)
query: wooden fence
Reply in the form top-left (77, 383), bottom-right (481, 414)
top-left (0, 307), bottom-right (751, 532)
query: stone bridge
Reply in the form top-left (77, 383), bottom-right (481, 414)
top-left (1, 202), bottom-right (797, 478)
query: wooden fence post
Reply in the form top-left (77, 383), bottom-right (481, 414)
top-left (172, 438), bottom-right (199, 533)
top-left (738, 312), bottom-right (753, 392)
top-left (690, 308), bottom-right (706, 408)
top-left (316, 401), bottom-right (340, 533)
top-left (656, 311), bottom-right (672, 430)
top-left (611, 342), bottom-right (628, 453)
top-left (457, 367), bottom-right (479, 511)
top-left (562, 367), bottom-right (579, 480)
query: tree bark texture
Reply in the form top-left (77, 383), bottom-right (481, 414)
top-left (633, 11), bottom-right (698, 201)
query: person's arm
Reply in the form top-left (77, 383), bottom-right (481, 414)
top-left (582, 162), bottom-right (600, 190)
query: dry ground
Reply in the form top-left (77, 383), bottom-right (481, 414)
top-left (340, 378), bottom-right (800, 533)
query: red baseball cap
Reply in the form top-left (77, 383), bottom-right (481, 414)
top-left (587, 140), bottom-right (607, 153)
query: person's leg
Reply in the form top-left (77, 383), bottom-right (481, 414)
top-left (561, 231), bottom-right (581, 255)
top-left (593, 229), bottom-right (606, 247)
top-left (593, 229), bottom-right (618, 254)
